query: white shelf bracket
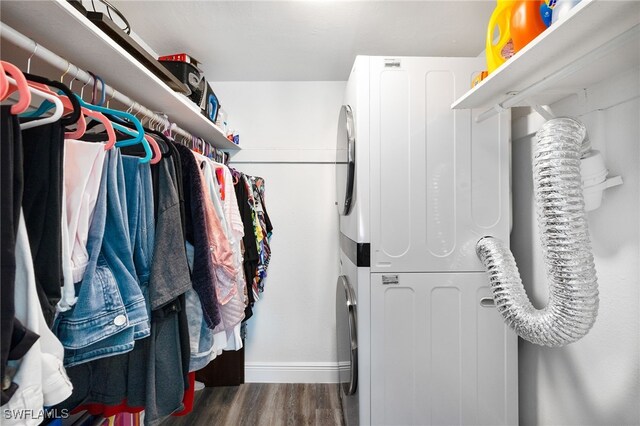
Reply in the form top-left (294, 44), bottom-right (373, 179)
top-left (475, 102), bottom-right (508, 123)
top-left (525, 100), bottom-right (556, 121)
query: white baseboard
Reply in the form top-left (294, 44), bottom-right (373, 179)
top-left (245, 362), bottom-right (348, 383)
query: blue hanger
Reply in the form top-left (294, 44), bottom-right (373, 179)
top-left (95, 75), bottom-right (106, 107)
top-left (73, 94), bottom-right (152, 164)
top-left (21, 98), bottom-right (54, 118)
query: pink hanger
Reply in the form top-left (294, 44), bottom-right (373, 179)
top-left (24, 80), bottom-right (75, 115)
top-left (5, 73), bottom-right (86, 138)
top-left (0, 63), bottom-right (8, 100)
top-left (144, 134), bottom-right (162, 164)
top-left (1, 61), bottom-right (31, 114)
top-left (65, 111), bottom-right (86, 139)
top-left (85, 109), bottom-right (116, 149)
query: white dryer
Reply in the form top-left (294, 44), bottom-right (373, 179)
top-left (335, 56), bottom-right (518, 426)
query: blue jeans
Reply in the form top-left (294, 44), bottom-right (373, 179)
top-left (183, 242), bottom-right (215, 372)
top-left (122, 155), bottom-right (155, 338)
top-left (54, 150), bottom-right (149, 367)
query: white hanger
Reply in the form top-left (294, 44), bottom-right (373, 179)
top-left (6, 75), bottom-right (64, 130)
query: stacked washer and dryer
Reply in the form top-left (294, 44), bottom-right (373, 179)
top-left (335, 56), bottom-right (518, 426)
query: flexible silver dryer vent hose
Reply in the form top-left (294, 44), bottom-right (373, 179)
top-left (476, 117), bottom-right (599, 347)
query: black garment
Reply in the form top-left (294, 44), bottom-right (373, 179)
top-left (20, 120), bottom-right (65, 325)
top-left (174, 144), bottom-right (221, 329)
top-left (258, 186), bottom-right (273, 237)
top-left (234, 176), bottom-right (259, 321)
top-left (166, 142), bottom-right (186, 238)
top-left (1, 106), bottom-right (40, 406)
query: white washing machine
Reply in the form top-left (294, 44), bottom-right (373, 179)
top-left (335, 56), bottom-right (518, 426)
top-left (336, 247), bottom-right (369, 426)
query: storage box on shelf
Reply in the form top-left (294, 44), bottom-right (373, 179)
top-left (0, 0), bottom-right (239, 151)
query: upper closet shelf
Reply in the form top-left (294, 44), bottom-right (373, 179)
top-left (452, 0), bottom-right (640, 116)
top-left (0, 0), bottom-right (239, 150)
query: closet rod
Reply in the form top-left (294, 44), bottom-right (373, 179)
top-left (0, 22), bottom-right (214, 148)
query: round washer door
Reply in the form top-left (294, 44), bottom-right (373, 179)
top-left (336, 105), bottom-right (356, 216)
top-left (336, 275), bottom-right (358, 395)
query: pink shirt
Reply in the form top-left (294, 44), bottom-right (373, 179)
top-left (191, 152), bottom-right (238, 305)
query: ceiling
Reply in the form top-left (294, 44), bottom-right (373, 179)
top-left (110, 1), bottom-right (494, 81)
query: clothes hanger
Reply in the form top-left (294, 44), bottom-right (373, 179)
top-left (24, 67), bottom-right (112, 148)
top-left (7, 74), bottom-right (75, 120)
top-left (230, 167), bottom-right (240, 185)
top-left (81, 98), bottom-right (148, 157)
top-left (145, 114), bottom-right (169, 155)
top-left (127, 104), bottom-right (161, 163)
top-left (2, 45), bottom-right (39, 113)
top-left (5, 75), bottom-right (64, 130)
top-left (0, 62), bottom-right (8, 101)
top-left (131, 107), bottom-right (161, 163)
top-left (89, 71), bottom-right (98, 105)
top-left (76, 75), bottom-right (117, 144)
top-left (74, 95), bottom-right (152, 163)
top-left (18, 44), bottom-right (72, 117)
top-left (24, 66), bottom-right (87, 138)
top-left (79, 104), bottom-right (116, 149)
top-left (94, 75), bottom-right (106, 107)
top-left (78, 74), bottom-right (116, 149)
top-left (144, 134), bottom-right (162, 164)
top-left (87, 109), bottom-right (169, 156)
top-left (1, 61), bottom-right (31, 114)
top-left (23, 72), bottom-right (81, 125)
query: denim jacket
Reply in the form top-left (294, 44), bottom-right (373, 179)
top-left (54, 150), bottom-right (149, 367)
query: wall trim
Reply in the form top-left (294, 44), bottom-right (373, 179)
top-left (230, 148), bottom-right (337, 164)
top-left (245, 362), bottom-right (346, 383)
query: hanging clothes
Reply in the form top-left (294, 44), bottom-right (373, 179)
top-left (3, 213), bottom-right (73, 426)
top-left (1, 63), bottom-right (272, 425)
top-left (233, 173), bottom-right (259, 321)
top-left (251, 176), bottom-right (273, 294)
top-left (174, 143), bottom-right (223, 329)
top-left (20, 120), bottom-right (65, 325)
top-left (184, 153), bottom-right (246, 372)
top-left (53, 148), bottom-right (149, 368)
top-left (58, 139), bottom-right (106, 312)
top-left (1, 106), bottom-right (40, 406)
top-left (230, 170), bottom-right (273, 322)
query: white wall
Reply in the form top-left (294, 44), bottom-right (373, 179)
top-left (212, 81), bottom-right (346, 382)
top-left (511, 68), bottom-right (640, 425)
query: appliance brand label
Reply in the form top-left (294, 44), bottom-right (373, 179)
top-left (382, 275), bottom-right (399, 285)
top-left (384, 59), bottom-right (401, 68)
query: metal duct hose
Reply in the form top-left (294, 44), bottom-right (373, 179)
top-left (476, 117), bottom-right (599, 347)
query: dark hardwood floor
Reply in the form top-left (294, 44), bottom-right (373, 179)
top-left (163, 383), bottom-right (344, 426)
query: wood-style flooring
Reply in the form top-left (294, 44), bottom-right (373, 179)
top-left (163, 384), bottom-right (344, 426)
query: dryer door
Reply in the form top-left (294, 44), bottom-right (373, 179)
top-left (336, 105), bottom-right (356, 216)
top-left (336, 275), bottom-right (358, 395)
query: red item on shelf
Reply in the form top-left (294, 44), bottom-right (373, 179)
top-left (157, 53), bottom-right (200, 67)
